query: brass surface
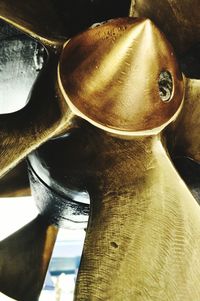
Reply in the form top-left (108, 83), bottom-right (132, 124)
top-left (0, 215), bottom-right (58, 301)
top-left (59, 18), bottom-right (184, 136)
top-left (57, 19), bottom-right (200, 300)
top-left (0, 161), bottom-right (30, 197)
top-left (130, 0), bottom-right (200, 56)
top-left (63, 127), bottom-right (200, 301)
top-left (0, 1), bottom-right (200, 300)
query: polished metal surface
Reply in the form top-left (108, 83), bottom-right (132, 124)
top-left (0, 1), bottom-right (200, 300)
top-left (59, 18), bottom-right (184, 136)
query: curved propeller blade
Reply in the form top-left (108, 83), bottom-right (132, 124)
top-left (169, 78), bottom-right (200, 162)
top-left (0, 161), bottom-right (30, 197)
top-left (0, 215), bottom-right (58, 301)
top-left (0, 55), bottom-right (73, 179)
top-left (130, 0), bottom-right (200, 56)
top-left (71, 131), bottom-right (200, 300)
top-left (0, 0), bottom-right (132, 47)
top-left (0, 0), bottom-right (66, 46)
top-left (45, 125), bottom-right (200, 300)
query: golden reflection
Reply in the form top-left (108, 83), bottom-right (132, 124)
top-left (58, 18), bottom-right (184, 135)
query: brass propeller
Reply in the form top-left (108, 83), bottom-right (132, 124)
top-left (56, 19), bottom-right (200, 300)
top-left (0, 2), bottom-right (132, 300)
top-left (0, 1), bottom-right (200, 300)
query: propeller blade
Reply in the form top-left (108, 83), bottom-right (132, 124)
top-left (0, 0), bottom-right (132, 47)
top-left (0, 161), bottom-right (30, 197)
top-left (130, 0), bottom-right (200, 56)
top-left (72, 131), bottom-right (200, 300)
top-left (0, 0), bottom-right (66, 46)
top-left (0, 215), bottom-right (58, 301)
top-left (44, 125), bottom-right (200, 300)
top-left (169, 78), bottom-right (200, 162)
top-left (0, 55), bottom-right (74, 179)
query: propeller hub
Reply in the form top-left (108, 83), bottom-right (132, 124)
top-left (58, 17), bottom-right (184, 136)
